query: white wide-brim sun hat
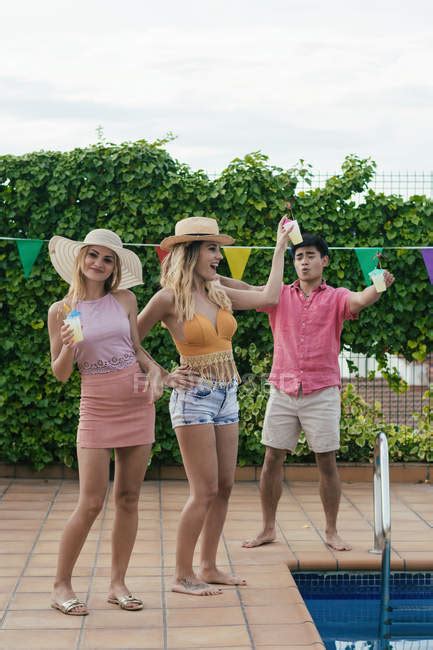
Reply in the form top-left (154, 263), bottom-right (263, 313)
top-left (49, 229), bottom-right (143, 289)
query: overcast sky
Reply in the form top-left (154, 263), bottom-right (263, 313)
top-left (2, 0), bottom-right (432, 174)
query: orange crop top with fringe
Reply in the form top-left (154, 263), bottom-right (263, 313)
top-left (173, 309), bottom-right (240, 383)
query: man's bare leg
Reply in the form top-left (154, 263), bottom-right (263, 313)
top-left (242, 446), bottom-right (287, 548)
top-left (316, 451), bottom-right (352, 551)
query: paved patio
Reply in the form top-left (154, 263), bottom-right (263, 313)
top-left (0, 477), bottom-right (432, 649)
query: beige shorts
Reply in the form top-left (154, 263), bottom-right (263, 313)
top-left (261, 384), bottom-right (341, 454)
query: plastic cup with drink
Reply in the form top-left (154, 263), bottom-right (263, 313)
top-left (64, 309), bottom-right (84, 343)
top-left (369, 268), bottom-right (387, 293)
top-left (282, 217), bottom-right (303, 245)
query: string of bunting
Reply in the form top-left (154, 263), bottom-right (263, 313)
top-left (1, 236), bottom-right (432, 285)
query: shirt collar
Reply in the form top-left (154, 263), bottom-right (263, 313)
top-left (292, 279), bottom-right (327, 293)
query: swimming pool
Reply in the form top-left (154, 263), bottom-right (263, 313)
top-left (294, 572), bottom-right (433, 649)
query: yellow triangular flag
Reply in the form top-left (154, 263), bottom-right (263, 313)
top-left (223, 247), bottom-right (252, 280)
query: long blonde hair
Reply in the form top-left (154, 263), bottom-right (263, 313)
top-left (61, 246), bottom-right (121, 311)
top-left (160, 241), bottom-right (232, 322)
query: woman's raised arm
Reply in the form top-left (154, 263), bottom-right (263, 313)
top-left (222, 217), bottom-right (290, 311)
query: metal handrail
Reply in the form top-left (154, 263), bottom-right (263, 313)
top-left (370, 432), bottom-right (391, 554)
top-left (370, 432), bottom-right (392, 645)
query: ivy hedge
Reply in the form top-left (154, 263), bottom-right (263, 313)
top-left (0, 141), bottom-right (432, 469)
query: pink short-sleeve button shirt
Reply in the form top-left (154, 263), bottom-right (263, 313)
top-left (259, 281), bottom-right (358, 396)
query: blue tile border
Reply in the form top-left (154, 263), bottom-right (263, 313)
top-left (293, 571), bottom-right (433, 599)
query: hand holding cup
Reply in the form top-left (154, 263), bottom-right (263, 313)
top-left (64, 310), bottom-right (84, 343)
top-left (382, 269), bottom-right (395, 288)
top-left (282, 200), bottom-right (302, 244)
top-left (369, 268), bottom-right (395, 293)
top-left (60, 323), bottom-right (76, 349)
top-left (282, 217), bottom-right (303, 244)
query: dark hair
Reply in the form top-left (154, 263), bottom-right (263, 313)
top-left (290, 233), bottom-right (329, 259)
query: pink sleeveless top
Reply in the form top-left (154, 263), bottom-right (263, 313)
top-left (74, 293), bottom-right (136, 375)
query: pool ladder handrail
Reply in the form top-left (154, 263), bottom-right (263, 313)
top-left (370, 431), bottom-right (392, 646)
top-left (370, 431), bottom-right (392, 555)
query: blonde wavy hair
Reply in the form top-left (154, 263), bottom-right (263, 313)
top-left (59, 246), bottom-right (121, 314)
top-left (160, 241), bottom-right (232, 322)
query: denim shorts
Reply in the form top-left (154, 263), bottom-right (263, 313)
top-left (169, 380), bottom-right (239, 428)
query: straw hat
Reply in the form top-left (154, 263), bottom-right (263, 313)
top-left (48, 229), bottom-right (143, 289)
top-left (159, 217), bottom-right (235, 251)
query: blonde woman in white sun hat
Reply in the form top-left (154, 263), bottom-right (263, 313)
top-left (47, 228), bottom-right (167, 616)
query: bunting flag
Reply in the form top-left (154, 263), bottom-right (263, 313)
top-left (1, 236), bottom-right (432, 283)
top-left (354, 247), bottom-right (383, 285)
top-left (16, 239), bottom-right (43, 278)
top-left (155, 246), bottom-right (169, 264)
top-left (421, 248), bottom-right (433, 284)
top-left (223, 247), bottom-right (252, 280)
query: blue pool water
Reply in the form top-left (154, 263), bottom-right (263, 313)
top-left (294, 572), bottom-right (433, 649)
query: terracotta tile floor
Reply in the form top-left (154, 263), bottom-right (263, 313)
top-left (0, 478), bottom-right (432, 649)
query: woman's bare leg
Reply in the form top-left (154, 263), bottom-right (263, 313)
top-left (197, 423), bottom-right (246, 585)
top-left (52, 447), bottom-right (111, 613)
top-left (109, 444), bottom-right (152, 607)
top-left (172, 423), bottom-right (223, 596)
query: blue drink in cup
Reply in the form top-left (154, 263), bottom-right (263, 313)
top-left (65, 309), bottom-right (84, 343)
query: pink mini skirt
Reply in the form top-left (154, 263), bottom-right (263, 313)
top-left (77, 363), bottom-right (155, 448)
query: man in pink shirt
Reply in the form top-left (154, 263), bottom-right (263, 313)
top-left (220, 233), bottom-right (394, 551)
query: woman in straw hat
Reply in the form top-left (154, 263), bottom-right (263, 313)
top-left (47, 229), bottom-right (166, 615)
top-left (137, 215), bottom-right (291, 596)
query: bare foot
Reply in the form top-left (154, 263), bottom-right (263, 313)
top-left (198, 568), bottom-right (247, 586)
top-left (172, 577), bottom-right (223, 596)
top-left (325, 532), bottom-right (352, 551)
top-left (242, 529), bottom-right (276, 548)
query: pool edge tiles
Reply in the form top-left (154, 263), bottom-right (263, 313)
top-left (293, 571), bottom-right (433, 598)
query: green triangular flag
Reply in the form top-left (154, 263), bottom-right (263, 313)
top-left (16, 239), bottom-right (43, 278)
top-left (354, 247), bottom-right (383, 285)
